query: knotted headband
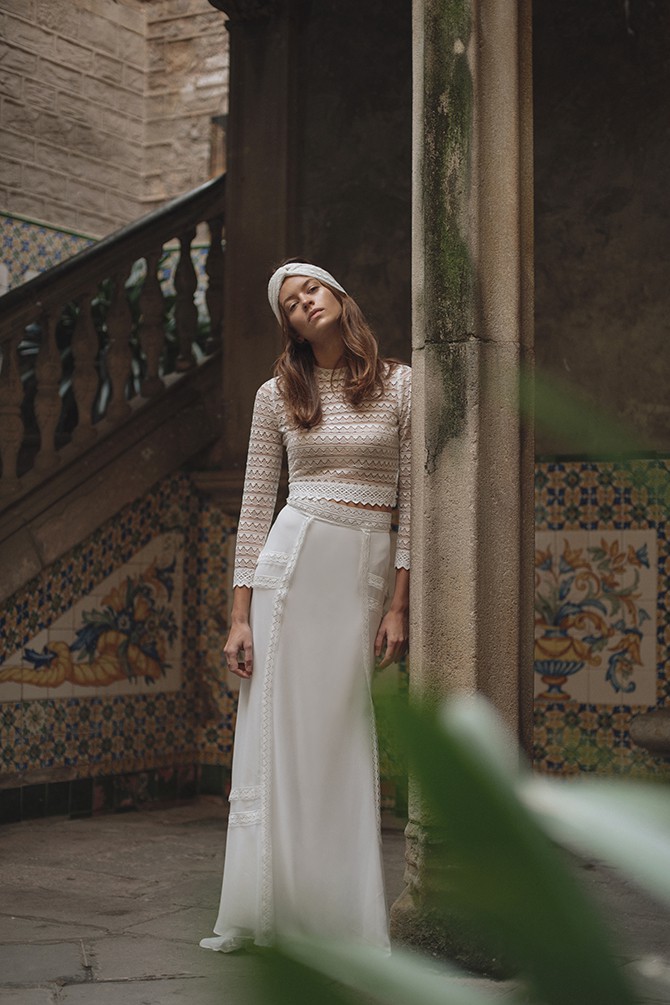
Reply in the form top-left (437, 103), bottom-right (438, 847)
top-left (267, 263), bottom-right (347, 322)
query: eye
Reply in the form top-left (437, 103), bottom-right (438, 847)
top-left (287, 301), bottom-right (297, 313)
top-left (308, 285), bottom-right (319, 293)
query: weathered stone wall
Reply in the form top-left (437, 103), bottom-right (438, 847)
top-left (534, 0), bottom-right (670, 454)
top-left (0, 0), bottom-right (147, 236)
top-left (145, 1), bottom-right (228, 209)
top-left (0, 0), bottom-right (228, 237)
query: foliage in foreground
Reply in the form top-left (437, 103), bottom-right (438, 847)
top-left (254, 697), bottom-right (670, 1005)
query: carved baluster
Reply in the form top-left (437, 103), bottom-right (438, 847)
top-left (34, 309), bottom-right (62, 472)
top-left (71, 289), bottom-right (99, 445)
top-left (105, 270), bottom-right (133, 423)
top-left (205, 214), bottom-right (224, 353)
top-left (139, 250), bottom-right (166, 398)
top-left (0, 331), bottom-right (25, 494)
top-left (174, 228), bottom-right (197, 372)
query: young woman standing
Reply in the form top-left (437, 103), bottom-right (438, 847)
top-left (200, 261), bottom-right (410, 953)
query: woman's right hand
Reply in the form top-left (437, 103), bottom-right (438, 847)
top-left (224, 620), bottom-right (254, 678)
top-left (224, 587), bottom-right (254, 678)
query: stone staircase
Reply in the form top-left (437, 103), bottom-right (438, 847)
top-left (0, 175), bottom-right (226, 604)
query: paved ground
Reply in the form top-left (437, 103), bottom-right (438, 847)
top-left (0, 798), bottom-right (668, 1004)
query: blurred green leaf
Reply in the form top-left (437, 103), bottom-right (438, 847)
top-left (520, 366), bottom-right (643, 456)
top-left (522, 777), bottom-right (670, 911)
top-left (400, 696), bottom-right (636, 1005)
top-left (280, 937), bottom-right (519, 1005)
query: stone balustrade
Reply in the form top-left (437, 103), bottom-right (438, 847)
top-left (0, 175), bottom-right (225, 506)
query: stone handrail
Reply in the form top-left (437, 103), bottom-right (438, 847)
top-left (0, 174), bottom-right (225, 504)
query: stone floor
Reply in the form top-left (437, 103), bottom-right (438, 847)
top-left (0, 798), bottom-right (668, 1004)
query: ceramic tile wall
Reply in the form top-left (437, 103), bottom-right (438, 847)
top-left (534, 459), bottom-right (670, 778)
top-left (1, 214), bottom-right (95, 291)
top-left (0, 474), bottom-right (238, 800)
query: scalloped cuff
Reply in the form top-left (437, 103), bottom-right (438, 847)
top-left (394, 549), bottom-right (411, 571)
top-left (233, 569), bottom-right (255, 588)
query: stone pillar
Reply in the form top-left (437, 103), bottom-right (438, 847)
top-left (207, 0), bottom-right (304, 485)
top-left (390, 0), bottom-right (535, 962)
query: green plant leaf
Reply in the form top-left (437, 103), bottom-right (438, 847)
top-left (279, 937), bottom-right (519, 1005)
top-left (521, 777), bottom-right (670, 911)
top-left (401, 696), bottom-right (636, 1005)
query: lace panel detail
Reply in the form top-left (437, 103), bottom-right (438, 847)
top-left (233, 364), bottom-right (411, 585)
top-left (394, 548), bottom-right (411, 571)
top-left (229, 810), bottom-right (261, 827)
top-left (288, 497), bottom-right (391, 532)
top-left (229, 786), bottom-right (260, 801)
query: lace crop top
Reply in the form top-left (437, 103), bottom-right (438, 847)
top-left (233, 363), bottom-right (411, 587)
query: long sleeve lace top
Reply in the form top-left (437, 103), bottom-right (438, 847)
top-left (233, 363), bottom-right (411, 587)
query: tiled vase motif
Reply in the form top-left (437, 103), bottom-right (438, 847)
top-left (534, 460), bottom-right (670, 779)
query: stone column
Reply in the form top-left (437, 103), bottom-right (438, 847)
top-left (390, 0), bottom-right (535, 961)
top-left (207, 0), bottom-right (304, 487)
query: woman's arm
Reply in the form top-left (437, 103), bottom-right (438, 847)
top-left (374, 567), bottom-right (409, 669)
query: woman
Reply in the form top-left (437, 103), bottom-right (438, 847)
top-left (200, 261), bottom-right (410, 954)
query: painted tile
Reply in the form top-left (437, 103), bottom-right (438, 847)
top-left (0, 535), bottom-right (185, 699)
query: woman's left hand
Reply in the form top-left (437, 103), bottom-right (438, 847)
top-left (374, 607), bottom-right (409, 669)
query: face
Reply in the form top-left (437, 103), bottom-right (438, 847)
top-left (280, 275), bottom-right (343, 344)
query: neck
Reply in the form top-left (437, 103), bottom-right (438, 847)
top-left (311, 332), bottom-right (345, 370)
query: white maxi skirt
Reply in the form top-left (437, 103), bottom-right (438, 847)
top-left (200, 499), bottom-right (392, 953)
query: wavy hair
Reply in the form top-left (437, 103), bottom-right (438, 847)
top-left (272, 259), bottom-right (393, 430)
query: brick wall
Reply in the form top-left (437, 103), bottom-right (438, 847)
top-left (0, 0), bottom-right (228, 238)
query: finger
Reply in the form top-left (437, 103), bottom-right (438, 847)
top-left (374, 627), bottom-right (386, 659)
top-left (244, 644), bottom-right (253, 675)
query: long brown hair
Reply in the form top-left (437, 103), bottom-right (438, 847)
top-left (272, 260), bottom-right (392, 430)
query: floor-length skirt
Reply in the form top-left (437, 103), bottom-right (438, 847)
top-left (200, 499), bottom-right (392, 953)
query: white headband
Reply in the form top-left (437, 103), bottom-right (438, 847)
top-left (267, 263), bottom-right (347, 322)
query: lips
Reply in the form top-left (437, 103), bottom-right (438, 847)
top-left (309, 309), bottom-right (323, 321)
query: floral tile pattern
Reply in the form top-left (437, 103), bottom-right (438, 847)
top-left (0, 536), bottom-right (184, 697)
top-left (534, 530), bottom-right (656, 705)
top-left (533, 460), bottom-right (670, 779)
top-left (0, 474), bottom-right (238, 797)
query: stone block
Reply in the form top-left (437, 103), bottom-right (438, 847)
top-left (34, 141), bottom-right (72, 177)
top-left (122, 63), bottom-right (144, 91)
top-left (77, 10), bottom-right (120, 57)
top-left (24, 78), bottom-right (57, 112)
top-left (4, 15), bottom-right (55, 58)
top-left (54, 36), bottom-right (93, 73)
top-left (1, 0), bottom-right (36, 16)
top-left (120, 29), bottom-right (146, 68)
top-left (0, 68), bottom-right (22, 101)
top-left (35, 0), bottom-right (80, 36)
top-left (42, 58), bottom-right (83, 92)
top-left (35, 109), bottom-right (73, 145)
top-left (0, 157), bottom-right (22, 188)
top-left (58, 89), bottom-right (92, 124)
top-left (93, 51), bottom-right (125, 85)
top-left (23, 164), bottom-right (67, 203)
top-left (67, 123), bottom-right (106, 157)
top-left (0, 128), bottom-right (35, 161)
top-left (5, 189), bottom-right (44, 217)
top-left (0, 41), bottom-right (38, 75)
top-left (1, 98), bottom-right (39, 134)
top-left (66, 177), bottom-right (110, 214)
top-left (147, 0), bottom-right (192, 22)
top-left (75, 209), bottom-right (115, 238)
top-left (105, 189), bottom-right (143, 223)
top-left (102, 108), bottom-right (143, 144)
